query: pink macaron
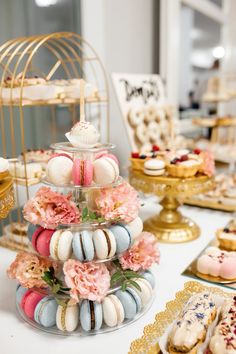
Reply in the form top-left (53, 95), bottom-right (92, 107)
top-left (31, 226), bottom-right (55, 257)
top-left (72, 158), bottom-right (93, 186)
top-left (21, 290), bottom-right (44, 320)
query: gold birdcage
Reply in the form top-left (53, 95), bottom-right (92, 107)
top-left (0, 32), bottom-right (110, 251)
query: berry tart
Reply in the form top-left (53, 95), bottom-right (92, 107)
top-left (217, 219), bottom-right (236, 251)
top-left (166, 149), bottom-right (203, 178)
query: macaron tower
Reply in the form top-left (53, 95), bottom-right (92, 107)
top-left (7, 79), bottom-right (159, 336)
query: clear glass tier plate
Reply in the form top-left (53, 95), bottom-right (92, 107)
top-left (16, 286), bottom-right (155, 336)
top-left (41, 175), bottom-right (123, 190)
top-left (50, 142), bottom-right (116, 153)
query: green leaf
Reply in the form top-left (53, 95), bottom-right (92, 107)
top-left (121, 282), bottom-right (127, 291)
top-left (52, 283), bottom-right (61, 294)
top-left (56, 298), bottom-right (68, 307)
top-left (82, 207), bottom-right (88, 219)
top-left (128, 280), bottom-right (142, 292)
top-left (111, 272), bottom-right (123, 285)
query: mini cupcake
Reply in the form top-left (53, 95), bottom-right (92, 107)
top-left (166, 154), bottom-right (202, 178)
top-left (217, 219), bottom-right (236, 251)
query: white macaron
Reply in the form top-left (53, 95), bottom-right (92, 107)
top-left (50, 229), bottom-right (73, 261)
top-left (129, 278), bottom-right (153, 307)
top-left (125, 217), bottom-right (143, 240)
top-left (56, 302), bottom-right (79, 332)
top-left (102, 294), bottom-right (125, 327)
top-left (93, 157), bottom-right (119, 185)
top-left (93, 228), bottom-right (116, 259)
top-left (144, 159), bottom-right (165, 176)
top-left (46, 155), bottom-right (73, 185)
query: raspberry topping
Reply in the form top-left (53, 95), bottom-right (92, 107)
top-left (193, 148), bottom-right (201, 155)
top-left (152, 145), bottom-right (160, 152)
top-left (131, 152), bottom-right (139, 158)
top-left (180, 154), bottom-right (189, 162)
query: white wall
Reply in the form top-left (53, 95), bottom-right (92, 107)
top-left (81, 0), bottom-right (155, 175)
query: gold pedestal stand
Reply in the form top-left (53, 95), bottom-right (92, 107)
top-left (129, 170), bottom-right (214, 243)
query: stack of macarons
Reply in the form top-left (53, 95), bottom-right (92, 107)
top-left (16, 270), bottom-right (155, 332)
top-left (28, 216), bottom-right (143, 262)
top-left (46, 151), bottom-right (119, 187)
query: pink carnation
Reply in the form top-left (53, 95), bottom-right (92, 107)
top-left (119, 232), bottom-right (160, 271)
top-left (23, 186), bottom-right (81, 229)
top-left (63, 259), bottom-right (110, 303)
top-left (199, 150), bottom-right (215, 177)
top-left (7, 252), bottom-right (57, 288)
top-left (95, 181), bottom-right (140, 223)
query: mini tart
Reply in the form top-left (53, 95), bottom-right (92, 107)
top-left (129, 157), bottom-right (148, 171)
top-left (216, 223), bottom-right (236, 251)
top-left (166, 160), bottom-right (201, 178)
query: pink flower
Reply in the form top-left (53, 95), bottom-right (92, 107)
top-left (23, 187), bottom-right (81, 229)
top-left (63, 260), bottom-right (110, 303)
top-left (199, 150), bottom-right (215, 177)
top-left (119, 232), bottom-right (160, 271)
top-left (95, 181), bottom-right (140, 223)
top-left (7, 252), bottom-right (57, 288)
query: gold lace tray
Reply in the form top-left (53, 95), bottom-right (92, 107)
top-left (129, 281), bottom-right (234, 354)
top-left (184, 196), bottom-right (236, 212)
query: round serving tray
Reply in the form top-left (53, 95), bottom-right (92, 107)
top-left (16, 284), bottom-right (155, 336)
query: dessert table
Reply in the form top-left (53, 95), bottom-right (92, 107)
top-left (0, 199), bottom-right (232, 354)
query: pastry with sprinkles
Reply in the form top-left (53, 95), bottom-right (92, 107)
top-left (208, 296), bottom-right (236, 354)
top-left (168, 292), bottom-right (216, 353)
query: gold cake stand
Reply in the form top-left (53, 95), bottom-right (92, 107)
top-left (129, 170), bottom-right (214, 243)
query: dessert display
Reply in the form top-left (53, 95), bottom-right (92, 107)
top-left (0, 157), bottom-right (14, 218)
top-left (6, 102), bottom-right (159, 334)
top-left (129, 282), bottom-right (235, 354)
top-left (19, 149), bottom-right (53, 170)
top-left (208, 296), bottom-right (236, 354)
top-left (196, 247), bottom-right (236, 280)
top-left (216, 219), bottom-right (236, 251)
top-left (0, 75), bottom-right (98, 103)
top-left (130, 147), bottom-right (214, 179)
top-left (4, 222), bottom-right (29, 246)
top-left (184, 173), bottom-right (236, 211)
top-left (167, 292), bottom-right (217, 353)
top-left (8, 160), bottom-right (43, 185)
top-left (129, 146), bottom-right (214, 243)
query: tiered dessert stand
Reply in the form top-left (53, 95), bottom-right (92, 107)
top-left (0, 32), bottom-right (109, 251)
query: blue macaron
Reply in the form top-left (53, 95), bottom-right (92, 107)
top-left (34, 296), bottom-right (58, 328)
top-left (80, 300), bottom-right (103, 331)
top-left (72, 230), bottom-right (94, 261)
top-left (141, 270), bottom-right (155, 288)
top-left (27, 224), bottom-right (39, 242)
top-left (109, 224), bottom-right (131, 254)
top-left (115, 288), bottom-right (141, 319)
top-left (16, 284), bottom-right (28, 305)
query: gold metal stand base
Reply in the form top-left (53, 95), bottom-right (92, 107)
top-left (144, 214), bottom-right (200, 243)
top-left (129, 170), bottom-right (214, 243)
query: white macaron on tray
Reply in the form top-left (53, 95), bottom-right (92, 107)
top-left (7, 116), bottom-right (160, 336)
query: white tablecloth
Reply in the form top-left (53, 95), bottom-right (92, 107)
top-left (0, 201), bottom-right (232, 354)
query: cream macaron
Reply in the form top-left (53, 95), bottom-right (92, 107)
top-left (93, 157), bottom-right (119, 185)
top-left (49, 229), bottom-right (73, 261)
top-left (124, 217), bottom-right (143, 240)
top-left (93, 228), bottom-right (116, 260)
top-left (144, 159), bottom-right (165, 176)
top-left (56, 302), bottom-right (79, 332)
top-left (129, 278), bottom-right (153, 307)
top-left (102, 294), bottom-right (125, 327)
